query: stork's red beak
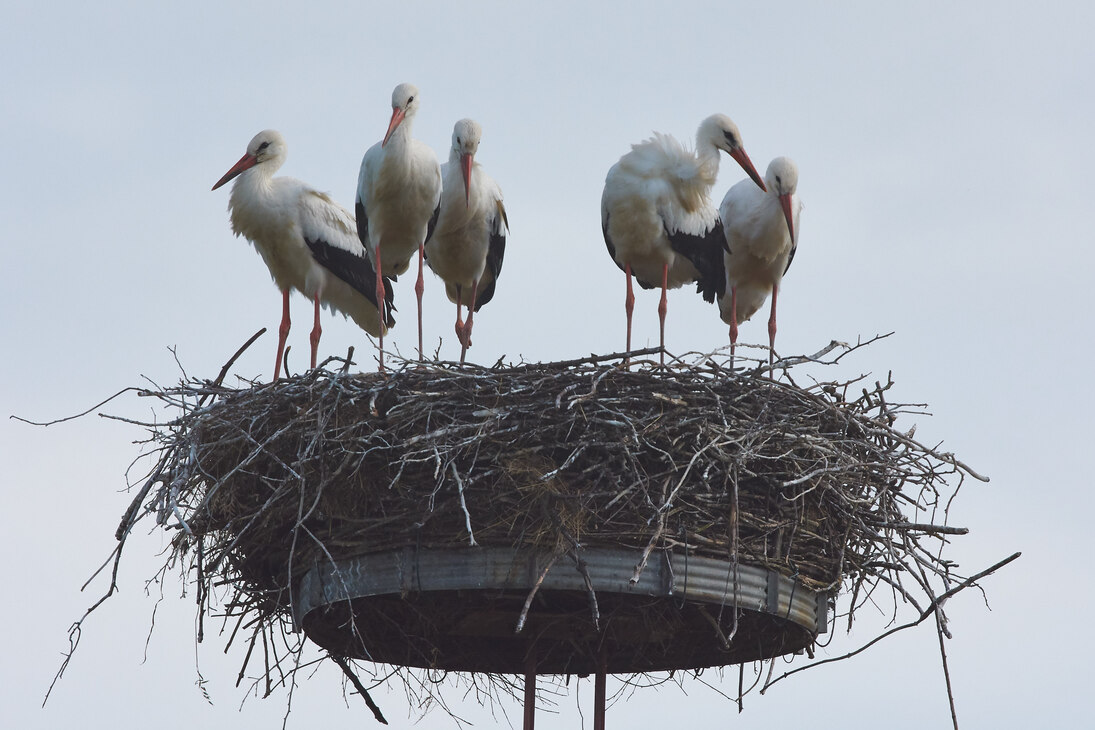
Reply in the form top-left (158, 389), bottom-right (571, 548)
top-left (779, 192), bottom-right (795, 243)
top-left (729, 148), bottom-right (767, 193)
top-left (382, 107), bottom-right (406, 147)
top-left (460, 152), bottom-right (474, 207)
top-left (212, 152), bottom-right (258, 190)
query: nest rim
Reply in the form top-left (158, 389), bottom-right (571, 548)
top-left (295, 545), bottom-right (826, 674)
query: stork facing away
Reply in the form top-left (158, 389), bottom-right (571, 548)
top-left (212, 129), bottom-right (393, 380)
top-left (357, 82), bottom-right (442, 369)
top-left (718, 156), bottom-right (802, 373)
top-left (601, 114), bottom-right (766, 365)
top-left (425, 119), bottom-right (508, 365)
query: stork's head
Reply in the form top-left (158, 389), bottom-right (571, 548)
top-left (766, 157), bottom-right (798, 196)
top-left (766, 156), bottom-right (799, 243)
top-left (451, 118), bottom-right (482, 207)
top-left (384, 82), bottom-right (421, 146)
top-left (699, 114), bottom-right (767, 193)
top-left (212, 129), bottom-right (286, 190)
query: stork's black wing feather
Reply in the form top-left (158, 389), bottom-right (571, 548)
top-left (425, 197), bottom-right (442, 245)
top-left (784, 240), bottom-right (797, 275)
top-left (664, 219), bottom-right (727, 303)
top-left (603, 212), bottom-right (617, 263)
top-left (355, 199), bottom-right (369, 248)
top-left (473, 203), bottom-right (508, 311)
top-left (305, 236), bottom-right (396, 327)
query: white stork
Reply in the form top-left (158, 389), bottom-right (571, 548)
top-left (718, 156), bottom-right (802, 372)
top-left (601, 114), bottom-right (767, 364)
top-left (357, 82), bottom-right (442, 369)
top-left (425, 119), bottom-right (508, 365)
top-left (212, 129), bottom-right (394, 380)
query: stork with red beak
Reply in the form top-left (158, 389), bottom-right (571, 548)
top-left (425, 119), bottom-right (508, 365)
top-left (356, 82), bottom-right (442, 369)
top-left (718, 156), bottom-right (802, 372)
top-left (601, 114), bottom-right (767, 365)
top-left (212, 129), bottom-right (393, 380)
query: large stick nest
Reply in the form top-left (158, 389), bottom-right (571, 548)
top-left (104, 340), bottom-right (996, 720)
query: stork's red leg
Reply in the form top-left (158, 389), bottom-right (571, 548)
top-left (415, 243), bottom-right (425, 362)
top-left (374, 247), bottom-right (386, 373)
top-left (624, 263), bottom-right (635, 360)
top-left (309, 293), bottom-right (322, 370)
top-left (454, 284), bottom-right (466, 354)
top-left (767, 284), bottom-right (779, 376)
top-left (274, 288), bottom-right (291, 381)
top-left (657, 262), bottom-right (668, 366)
top-left (729, 286), bottom-right (739, 368)
top-left (460, 278), bottom-right (480, 365)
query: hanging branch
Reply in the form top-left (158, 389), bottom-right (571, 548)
top-left (330, 654), bottom-right (388, 725)
top-left (760, 551), bottom-right (1021, 694)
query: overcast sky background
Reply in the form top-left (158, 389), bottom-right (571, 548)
top-left (2, 2), bottom-right (1090, 728)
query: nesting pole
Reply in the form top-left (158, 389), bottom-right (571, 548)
top-left (524, 651), bottom-right (537, 730)
top-left (594, 652), bottom-right (607, 730)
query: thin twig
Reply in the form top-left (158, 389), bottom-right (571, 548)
top-left (11, 387), bottom-right (142, 427)
top-left (198, 328), bottom-right (266, 407)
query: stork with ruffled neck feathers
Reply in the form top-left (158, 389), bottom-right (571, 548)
top-left (212, 129), bottom-right (393, 380)
top-left (601, 114), bottom-right (766, 365)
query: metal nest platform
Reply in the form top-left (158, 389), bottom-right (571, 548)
top-left (295, 546), bottom-right (827, 674)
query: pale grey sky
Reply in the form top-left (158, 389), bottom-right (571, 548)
top-left (3, 1), bottom-right (1090, 728)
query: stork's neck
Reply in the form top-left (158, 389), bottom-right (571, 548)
top-left (694, 140), bottom-right (722, 185)
top-left (232, 164), bottom-right (276, 204)
top-left (386, 116), bottom-right (415, 151)
top-left (381, 122), bottom-right (431, 188)
top-left (226, 165), bottom-right (283, 241)
top-left (667, 140), bottom-right (720, 214)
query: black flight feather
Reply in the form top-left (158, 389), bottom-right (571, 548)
top-left (473, 211), bottom-right (507, 311)
top-left (305, 236), bottom-right (396, 328)
top-left (424, 197), bottom-right (442, 245)
top-left (664, 219), bottom-right (727, 303)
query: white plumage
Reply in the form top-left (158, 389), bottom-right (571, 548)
top-left (356, 82), bottom-right (442, 367)
top-left (425, 119), bottom-right (508, 364)
top-left (718, 156), bottom-right (802, 370)
top-left (212, 129), bottom-right (392, 380)
top-left (601, 114), bottom-right (766, 363)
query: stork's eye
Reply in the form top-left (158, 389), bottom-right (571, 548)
top-left (258, 141), bottom-right (271, 152)
top-left (407, 95), bottom-right (415, 104)
top-left (723, 131), bottom-right (738, 147)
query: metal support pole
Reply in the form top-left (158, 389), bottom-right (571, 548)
top-left (594, 652), bottom-right (607, 730)
top-left (523, 651), bottom-right (537, 730)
